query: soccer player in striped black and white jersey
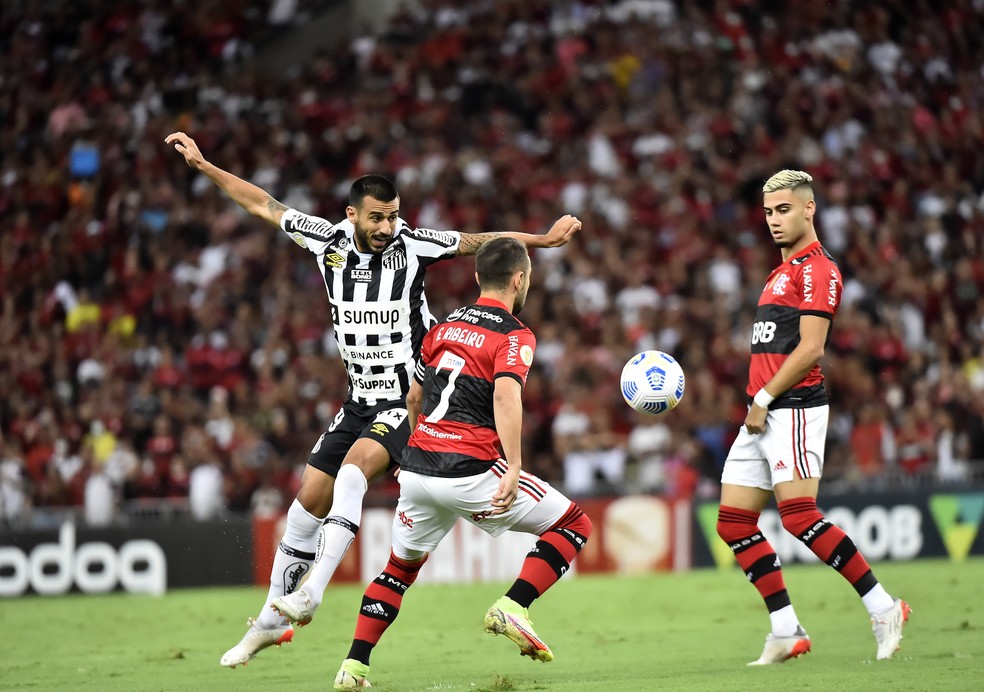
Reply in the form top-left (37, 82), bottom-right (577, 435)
top-left (165, 132), bottom-right (582, 668)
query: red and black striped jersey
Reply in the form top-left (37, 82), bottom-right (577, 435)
top-left (748, 241), bottom-right (842, 409)
top-left (400, 297), bottom-right (535, 477)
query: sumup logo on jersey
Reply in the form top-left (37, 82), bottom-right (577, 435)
top-left (332, 299), bottom-right (410, 335)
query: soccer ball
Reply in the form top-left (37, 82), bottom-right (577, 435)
top-left (619, 350), bottom-right (686, 415)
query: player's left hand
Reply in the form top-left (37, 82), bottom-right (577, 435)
top-left (541, 214), bottom-right (582, 248)
top-left (491, 469), bottom-right (520, 515)
top-left (744, 404), bottom-right (768, 434)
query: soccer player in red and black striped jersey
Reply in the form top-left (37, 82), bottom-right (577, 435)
top-left (717, 170), bottom-right (910, 665)
top-left (332, 237), bottom-right (592, 689)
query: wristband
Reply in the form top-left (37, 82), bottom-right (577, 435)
top-left (753, 388), bottom-right (775, 409)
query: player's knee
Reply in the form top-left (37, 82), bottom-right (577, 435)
top-left (336, 463), bottom-right (369, 493)
top-left (554, 504), bottom-right (592, 549)
top-left (716, 516), bottom-right (738, 543)
top-left (391, 537), bottom-right (429, 569)
top-left (778, 497), bottom-right (824, 536)
top-left (569, 507), bottom-right (592, 543)
top-left (716, 507), bottom-right (759, 543)
top-left (297, 476), bottom-right (334, 518)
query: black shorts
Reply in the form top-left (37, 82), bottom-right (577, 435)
top-left (306, 400), bottom-right (410, 477)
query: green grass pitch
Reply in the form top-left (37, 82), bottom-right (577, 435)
top-left (1, 558), bottom-right (980, 691)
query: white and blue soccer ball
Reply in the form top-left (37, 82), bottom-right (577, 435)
top-left (619, 350), bottom-right (686, 415)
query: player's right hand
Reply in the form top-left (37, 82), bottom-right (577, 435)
top-left (744, 404), bottom-right (767, 434)
top-left (164, 132), bottom-right (207, 170)
top-left (491, 467), bottom-right (520, 515)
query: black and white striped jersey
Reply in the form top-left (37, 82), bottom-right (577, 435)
top-left (281, 208), bottom-right (461, 407)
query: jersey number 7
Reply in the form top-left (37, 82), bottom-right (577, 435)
top-left (428, 351), bottom-right (466, 422)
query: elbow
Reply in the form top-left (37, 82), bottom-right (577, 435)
top-left (243, 202), bottom-right (268, 220)
top-left (493, 391), bottom-right (519, 409)
top-left (406, 388), bottom-right (423, 411)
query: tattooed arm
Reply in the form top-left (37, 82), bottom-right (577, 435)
top-left (165, 131), bottom-right (289, 228)
top-left (455, 214), bottom-right (582, 256)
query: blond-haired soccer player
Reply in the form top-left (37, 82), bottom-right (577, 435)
top-left (716, 170), bottom-right (910, 664)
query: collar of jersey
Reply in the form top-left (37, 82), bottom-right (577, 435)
top-left (338, 217), bottom-right (407, 256)
top-left (475, 296), bottom-right (508, 311)
top-left (783, 240), bottom-right (822, 264)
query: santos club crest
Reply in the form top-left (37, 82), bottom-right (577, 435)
top-left (383, 246), bottom-right (406, 270)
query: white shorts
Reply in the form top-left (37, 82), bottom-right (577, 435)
top-left (393, 461), bottom-right (573, 553)
top-left (721, 405), bottom-right (829, 491)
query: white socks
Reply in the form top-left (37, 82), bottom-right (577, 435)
top-left (769, 604), bottom-right (802, 637)
top-left (255, 499), bottom-right (323, 629)
top-left (768, 584), bottom-right (894, 636)
top-left (301, 464), bottom-right (368, 608)
top-left (861, 583), bottom-right (895, 616)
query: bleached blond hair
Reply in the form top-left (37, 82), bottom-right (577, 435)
top-left (763, 169), bottom-right (814, 197)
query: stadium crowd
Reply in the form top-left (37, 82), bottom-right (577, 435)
top-left (2, 0), bottom-right (984, 526)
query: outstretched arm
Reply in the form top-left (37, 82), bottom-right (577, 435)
top-left (456, 214), bottom-right (582, 256)
top-left (165, 131), bottom-right (288, 228)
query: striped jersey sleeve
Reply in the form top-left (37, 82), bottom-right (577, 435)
top-left (400, 226), bottom-right (460, 265)
top-left (280, 208), bottom-right (338, 254)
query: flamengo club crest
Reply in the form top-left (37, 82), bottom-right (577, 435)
top-left (771, 274), bottom-right (790, 296)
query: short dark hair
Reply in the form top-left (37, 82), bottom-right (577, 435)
top-left (349, 175), bottom-right (398, 208)
top-left (476, 237), bottom-right (529, 290)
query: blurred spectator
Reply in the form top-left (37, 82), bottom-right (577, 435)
top-left (2, 0), bottom-right (984, 525)
top-left (0, 441), bottom-right (30, 522)
top-left (848, 402), bottom-right (895, 481)
top-left (895, 400), bottom-right (938, 478)
top-left (82, 420), bottom-right (117, 467)
top-left (554, 376), bottom-right (628, 495)
top-left (625, 415), bottom-right (672, 492)
top-left (189, 462), bottom-right (225, 521)
top-left (84, 471), bottom-right (116, 527)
